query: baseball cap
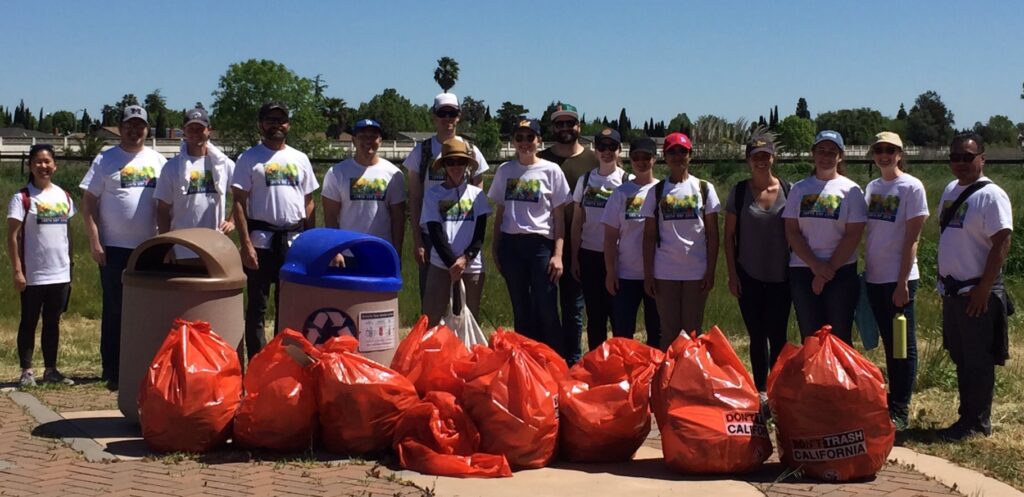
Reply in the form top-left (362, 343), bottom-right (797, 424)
top-left (121, 105), bottom-right (148, 123)
top-left (550, 103), bottom-right (579, 122)
top-left (258, 102), bottom-right (289, 120)
top-left (629, 137), bottom-right (657, 156)
top-left (871, 131), bottom-right (903, 150)
top-left (433, 92), bottom-right (459, 111)
top-left (813, 130), bottom-right (845, 152)
top-left (745, 134), bottom-right (776, 157)
top-left (353, 118), bottom-right (383, 134)
top-left (432, 138), bottom-right (479, 173)
top-left (514, 118), bottom-right (541, 135)
top-left (184, 108), bottom-right (210, 128)
top-left (663, 132), bottom-right (693, 152)
top-left (594, 128), bottom-right (621, 146)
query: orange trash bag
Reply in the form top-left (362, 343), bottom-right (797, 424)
top-left (393, 391), bottom-right (512, 478)
top-left (390, 315), bottom-right (470, 397)
top-left (461, 330), bottom-right (560, 469)
top-left (652, 326), bottom-right (772, 474)
top-left (490, 328), bottom-right (569, 382)
top-left (138, 319), bottom-right (242, 453)
top-left (559, 337), bottom-right (664, 462)
top-left (234, 329), bottom-right (321, 452)
top-left (315, 335), bottom-right (419, 455)
top-left (767, 326), bottom-right (894, 481)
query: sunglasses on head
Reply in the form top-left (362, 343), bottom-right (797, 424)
top-left (949, 152), bottom-right (979, 163)
top-left (553, 120), bottom-right (578, 129)
top-left (595, 141), bottom-right (619, 152)
top-left (435, 109), bottom-right (460, 118)
top-left (873, 145), bottom-right (898, 155)
top-left (443, 157), bottom-right (470, 167)
top-left (514, 133), bottom-right (536, 143)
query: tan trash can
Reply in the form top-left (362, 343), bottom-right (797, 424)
top-left (277, 228), bottom-right (402, 366)
top-left (119, 228), bottom-right (246, 423)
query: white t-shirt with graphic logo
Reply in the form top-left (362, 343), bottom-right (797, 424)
top-left (782, 175), bottom-right (867, 268)
top-left (487, 159), bottom-right (571, 238)
top-left (937, 178), bottom-right (1013, 294)
top-left (155, 154), bottom-right (235, 232)
top-left (864, 174), bottom-right (929, 284)
top-left (601, 181), bottom-right (658, 280)
top-left (7, 184), bottom-right (74, 285)
top-left (322, 158), bottom-right (407, 243)
top-left (232, 144), bottom-right (318, 249)
top-left (402, 136), bottom-right (489, 195)
top-left (83, 146), bottom-right (166, 249)
top-left (420, 183), bottom-right (492, 273)
top-left (573, 167), bottom-right (629, 251)
top-left (640, 175), bottom-right (721, 280)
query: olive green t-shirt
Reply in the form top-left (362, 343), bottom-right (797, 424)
top-left (539, 147), bottom-right (599, 197)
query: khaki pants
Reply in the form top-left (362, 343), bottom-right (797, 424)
top-left (423, 264), bottom-right (484, 328)
top-left (654, 279), bottom-right (707, 350)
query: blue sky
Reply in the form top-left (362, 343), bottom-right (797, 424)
top-left (4, 0), bottom-right (1023, 128)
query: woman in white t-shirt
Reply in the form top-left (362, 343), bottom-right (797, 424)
top-left (601, 136), bottom-right (661, 348)
top-left (6, 145), bottom-right (75, 387)
top-left (863, 131), bottom-right (928, 430)
top-left (783, 130), bottom-right (867, 344)
top-left (488, 118), bottom-right (571, 350)
top-left (571, 128), bottom-right (628, 350)
top-left (641, 132), bottom-right (720, 350)
top-left (420, 139), bottom-right (491, 327)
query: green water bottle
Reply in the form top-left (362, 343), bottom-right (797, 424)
top-left (893, 311), bottom-right (907, 359)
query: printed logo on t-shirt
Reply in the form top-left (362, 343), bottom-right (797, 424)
top-left (35, 201), bottom-right (70, 225)
top-left (799, 194), bottom-right (842, 219)
top-left (581, 185), bottom-right (613, 208)
top-left (349, 177), bottom-right (388, 201)
top-left (186, 169), bottom-right (217, 195)
top-left (660, 193), bottom-right (700, 221)
top-left (625, 194), bottom-right (645, 220)
top-left (438, 198), bottom-right (475, 222)
top-left (263, 162), bottom-right (300, 187)
top-left (940, 199), bottom-right (969, 229)
top-left (867, 194), bottom-right (900, 222)
top-left (504, 178), bottom-right (541, 203)
top-left (119, 164), bottom-right (157, 188)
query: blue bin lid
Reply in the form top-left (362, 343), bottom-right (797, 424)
top-left (279, 228), bottom-right (402, 292)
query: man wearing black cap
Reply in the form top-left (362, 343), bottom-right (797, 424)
top-left (231, 102), bottom-right (319, 360)
top-left (80, 105), bottom-right (167, 388)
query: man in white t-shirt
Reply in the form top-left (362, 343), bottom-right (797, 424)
top-left (936, 133), bottom-right (1014, 442)
top-left (155, 107), bottom-right (236, 254)
top-left (231, 102), bottom-right (319, 360)
top-left (81, 105), bottom-right (167, 388)
top-left (404, 93), bottom-right (488, 312)
top-left (323, 119), bottom-right (406, 250)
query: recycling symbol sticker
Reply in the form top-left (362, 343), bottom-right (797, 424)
top-left (303, 307), bottom-right (357, 345)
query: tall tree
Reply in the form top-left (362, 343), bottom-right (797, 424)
top-left (896, 103), bottom-right (908, 120)
top-left (617, 107), bottom-right (631, 140)
top-left (795, 97), bottom-right (811, 120)
top-left (0, 105), bottom-right (7, 127)
top-left (144, 89), bottom-right (168, 126)
top-left (975, 115), bottom-right (1017, 146)
top-left (905, 90), bottom-right (955, 146)
top-left (79, 109), bottom-right (93, 131)
top-left (777, 115), bottom-right (816, 154)
top-left (50, 111), bottom-right (77, 134)
top-left (814, 108), bottom-right (888, 145)
top-left (460, 95), bottom-right (489, 128)
top-left (434, 56), bottom-right (459, 93)
top-left (496, 101), bottom-right (529, 135)
top-left (355, 88), bottom-right (432, 139)
top-left (155, 111), bottom-right (167, 138)
top-left (668, 112), bottom-right (692, 135)
top-left (321, 97), bottom-right (354, 139)
top-left (312, 74), bottom-right (328, 99)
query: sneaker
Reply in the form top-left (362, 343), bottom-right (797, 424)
top-left (42, 369), bottom-right (75, 386)
top-left (19, 370), bottom-right (37, 388)
top-left (937, 420), bottom-right (986, 442)
top-left (891, 416), bottom-right (909, 432)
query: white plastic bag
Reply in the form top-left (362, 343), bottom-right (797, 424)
top-left (442, 281), bottom-right (488, 348)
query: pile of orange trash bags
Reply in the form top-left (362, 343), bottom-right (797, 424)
top-left (652, 326), bottom-right (772, 474)
top-left (768, 326), bottom-right (895, 481)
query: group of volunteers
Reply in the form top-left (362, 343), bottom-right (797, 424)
top-left (8, 93), bottom-right (1013, 443)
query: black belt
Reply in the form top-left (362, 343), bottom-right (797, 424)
top-left (247, 218), bottom-right (303, 256)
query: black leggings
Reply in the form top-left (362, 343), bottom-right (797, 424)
top-left (18, 283), bottom-right (70, 369)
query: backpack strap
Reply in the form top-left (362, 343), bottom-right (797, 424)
top-left (653, 180), bottom-right (666, 248)
top-left (419, 137), bottom-right (433, 187)
top-left (581, 170), bottom-right (593, 198)
top-left (940, 180), bottom-right (991, 233)
top-left (699, 179), bottom-right (709, 218)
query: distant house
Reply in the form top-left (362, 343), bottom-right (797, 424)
top-left (397, 132), bottom-right (435, 142)
top-left (0, 127), bottom-right (53, 139)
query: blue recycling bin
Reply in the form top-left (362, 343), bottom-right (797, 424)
top-left (278, 228), bottom-right (402, 365)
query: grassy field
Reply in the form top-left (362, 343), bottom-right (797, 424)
top-left (0, 157), bottom-right (1021, 487)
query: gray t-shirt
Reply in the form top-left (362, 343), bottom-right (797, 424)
top-left (726, 181), bottom-right (789, 282)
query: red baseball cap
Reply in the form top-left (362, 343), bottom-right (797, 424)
top-left (663, 132), bottom-right (693, 152)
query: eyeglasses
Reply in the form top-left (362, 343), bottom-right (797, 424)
top-left (443, 158), bottom-right (470, 167)
top-left (435, 109), bottom-right (460, 119)
top-left (873, 145), bottom-right (898, 155)
top-left (553, 120), bottom-right (578, 129)
top-left (261, 117), bottom-right (289, 125)
top-left (949, 152), bottom-right (979, 163)
top-left (595, 142), bottom-right (619, 152)
top-left (514, 133), bottom-right (536, 143)
top-left (665, 147), bottom-right (690, 156)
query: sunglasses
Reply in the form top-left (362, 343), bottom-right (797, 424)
top-left (261, 117), bottom-right (289, 125)
top-left (665, 147), bottom-right (690, 156)
top-left (595, 141), bottom-right (619, 152)
top-left (514, 133), bottom-right (537, 143)
top-left (443, 158), bottom-right (470, 167)
top-left (553, 120), bottom-right (578, 129)
top-left (435, 109), bottom-right (460, 118)
top-left (873, 145), bottom-right (898, 155)
top-left (949, 152), bottom-right (980, 163)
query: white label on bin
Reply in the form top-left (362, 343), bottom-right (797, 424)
top-left (358, 310), bottom-right (396, 352)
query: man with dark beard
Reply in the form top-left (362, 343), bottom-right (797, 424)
top-left (539, 103), bottom-right (598, 364)
top-left (231, 102), bottom-right (319, 360)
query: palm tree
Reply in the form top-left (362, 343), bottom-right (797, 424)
top-left (434, 57), bottom-right (459, 93)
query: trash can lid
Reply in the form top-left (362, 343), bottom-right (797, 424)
top-left (123, 228), bottom-right (246, 291)
top-left (280, 228), bottom-right (402, 292)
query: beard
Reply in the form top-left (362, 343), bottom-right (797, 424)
top-left (555, 129), bottom-right (578, 144)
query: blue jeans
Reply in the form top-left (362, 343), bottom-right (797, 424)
top-left (865, 280), bottom-right (918, 421)
top-left (737, 265), bottom-right (792, 392)
top-left (612, 278), bottom-right (661, 348)
top-left (789, 263), bottom-right (859, 344)
top-left (99, 246), bottom-right (134, 383)
top-left (498, 234), bottom-right (561, 352)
